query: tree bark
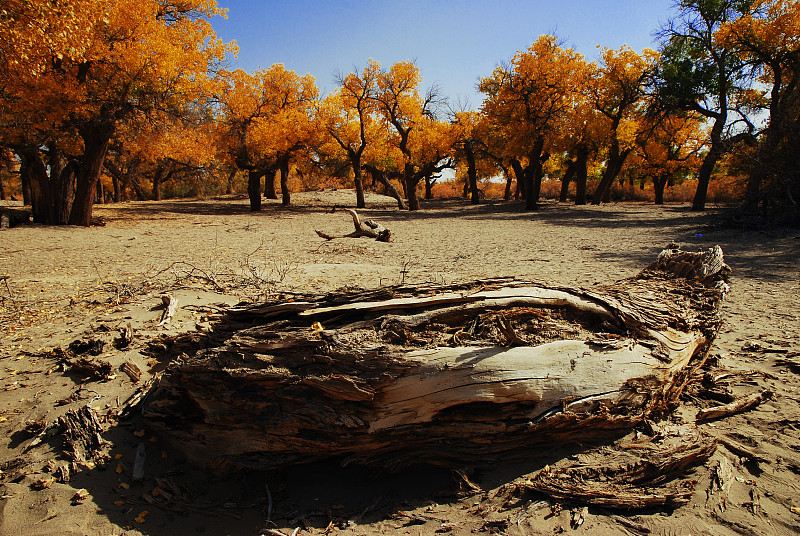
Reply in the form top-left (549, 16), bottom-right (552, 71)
top-left (143, 247), bottom-right (730, 473)
top-left (225, 168), bottom-right (236, 195)
top-left (18, 149), bottom-right (50, 223)
top-left (247, 169), bottom-right (262, 211)
top-left (264, 166), bottom-right (277, 199)
top-left (511, 159), bottom-right (525, 200)
top-left (504, 171), bottom-right (513, 201)
top-left (574, 144), bottom-right (589, 206)
top-left (69, 124), bottom-right (113, 226)
top-left (95, 175), bottom-right (104, 204)
top-left (525, 138), bottom-right (546, 210)
top-left (47, 142), bottom-right (74, 223)
top-left (111, 172), bottom-right (121, 202)
top-left (465, 140), bottom-right (479, 204)
top-left (404, 162), bottom-right (420, 211)
top-left (559, 160), bottom-right (578, 202)
top-left (592, 143), bottom-right (631, 205)
top-left (279, 155), bottom-right (291, 206)
top-left (350, 150), bottom-right (366, 209)
top-left (152, 165), bottom-right (164, 202)
top-left (692, 124), bottom-right (722, 211)
top-left (424, 175), bottom-right (435, 200)
top-left (654, 174), bottom-right (668, 205)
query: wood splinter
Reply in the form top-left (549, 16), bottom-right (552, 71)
top-left (315, 209), bottom-right (391, 242)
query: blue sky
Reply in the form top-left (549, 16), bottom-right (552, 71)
top-left (212, 0), bottom-right (676, 106)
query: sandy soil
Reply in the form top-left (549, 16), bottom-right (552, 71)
top-left (0, 190), bottom-right (798, 536)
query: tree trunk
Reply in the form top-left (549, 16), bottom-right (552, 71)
top-left (264, 166), bottom-right (277, 199)
top-left (526, 147), bottom-right (548, 209)
top-left (592, 143), bottom-right (630, 205)
top-left (404, 162), bottom-right (420, 211)
top-left (559, 160), bottom-right (578, 202)
top-left (465, 141), bottom-right (479, 205)
top-left (247, 169), bottom-right (262, 211)
top-left (574, 144), bottom-right (589, 206)
top-left (279, 155), bottom-right (291, 206)
top-left (142, 247), bottom-right (729, 472)
top-left (18, 149), bottom-right (50, 223)
top-left (351, 151), bottom-right (366, 209)
top-left (20, 160), bottom-right (31, 206)
top-left (504, 171), bottom-right (513, 201)
top-left (69, 124), bottom-right (113, 226)
top-left (525, 139), bottom-right (545, 211)
top-left (0, 173), bottom-right (5, 201)
top-left (226, 168), bottom-right (236, 195)
top-left (47, 142), bottom-right (74, 223)
top-left (511, 159), bottom-right (525, 200)
top-left (692, 129), bottom-right (722, 211)
top-left (152, 165), bottom-right (164, 202)
top-left (112, 173), bottom-right (121, 202)
top-left (424, 176), bottom-right (434, 200)
top-left (654, 174), bottom-right (668, 205)
top-left (96, 175), bottom-right (105, 204)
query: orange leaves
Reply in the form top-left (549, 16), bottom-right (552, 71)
top-left (479, 35), bottom-right (590, 159)
top-left (217, 64), bottom-right (319, 169)
top-left (1, 0), bottom-right (235, 147)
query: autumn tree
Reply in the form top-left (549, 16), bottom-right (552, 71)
top-left (590, 46), bottom-right (658, 205)
top-left (449, 110), bottom-right (494, 205)
top-left (552, 78), bottom-right (605, 205)
top-left (717, 0), bottom-right (800, 211)
top-left (654, 0), bottom-right (752, 211)
top-left (480, 36), bottom-right (588, 210)
top-left (0, 0), bottom-right (234, 225)
top-left (318, 61), bottom-right (381, 208)
top-left (371, 60), bottom-right (453, 211)
top-left (217, 65), bottom-right (318, 210)
top-left (106, 103), bottom-right (219, 201)
top-left (635, 112), bottom-right (706, 204)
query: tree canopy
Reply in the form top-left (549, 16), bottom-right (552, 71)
top-left (1, 0), bottom-right (798, 221)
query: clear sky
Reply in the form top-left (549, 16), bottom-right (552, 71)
top-left (211, 0), bottom-right (677, 107)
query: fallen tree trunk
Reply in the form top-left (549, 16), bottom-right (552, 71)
top-left (315, 209), bottom-right (391, 242)
top-left (142, 247), bottom-right (729, 472)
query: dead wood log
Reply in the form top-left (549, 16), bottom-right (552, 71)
top-left (525, 434), bottom-right (717, 509)
top-left (142, 246), bottom-right (729, 472)
top-left (159, 294), bottom-right (178, 325)
top-left (695, 390), bottom-right (772, 422)
top-left (315, 209), bottom-right (391, 242)
top-left (57, 406), bottom-right (107, 466)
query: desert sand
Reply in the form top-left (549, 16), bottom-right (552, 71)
top-left (0, 190), bottom-right (798, 535)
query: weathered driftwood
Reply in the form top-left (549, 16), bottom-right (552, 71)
top-left (695, 390), bottom-right (772, 421)
top-left (524, 433), bottom-right (717, 509)
top-left (57, 406), bottom-right (107, 466)
top-left (142, 246), bottom-right (729, 472)
top-left (315, 209), bottom-right (391, 242)
top-left (158, 294), bottom-right (178, 326)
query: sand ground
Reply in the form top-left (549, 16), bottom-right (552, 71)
top-left (0, 190), bottom-right (798, 535)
